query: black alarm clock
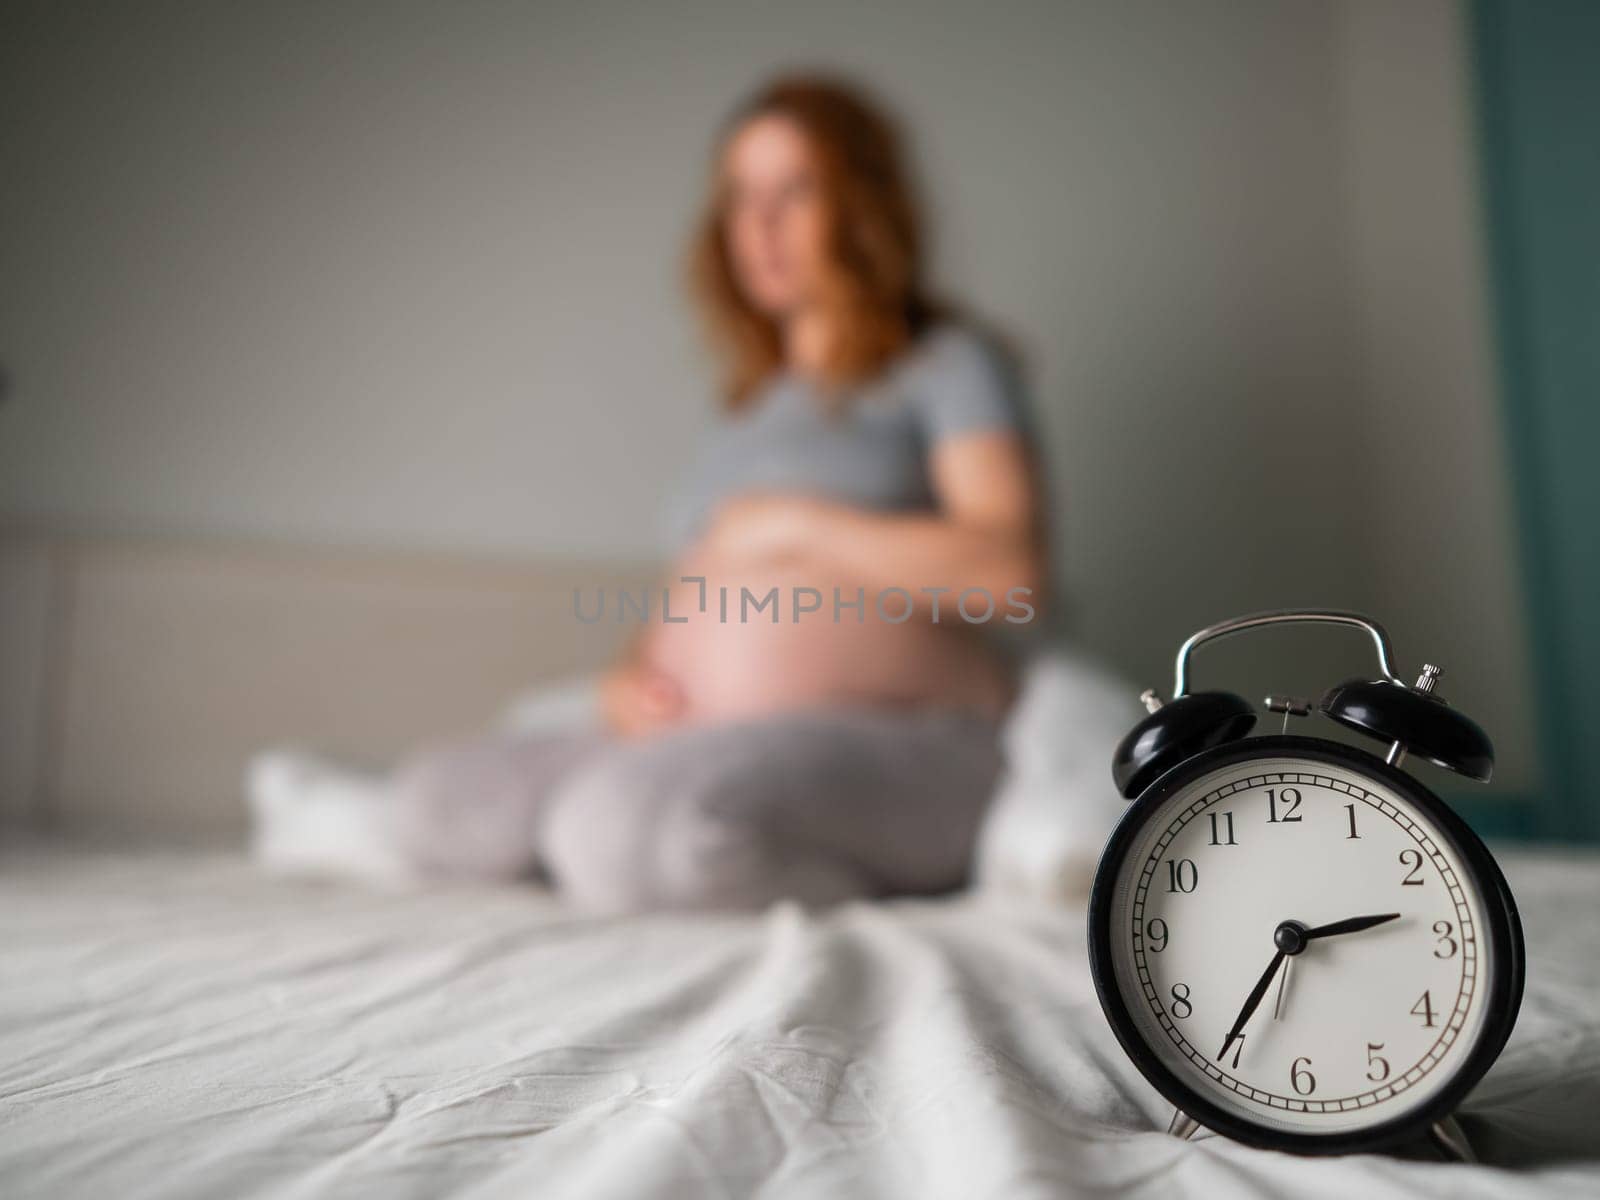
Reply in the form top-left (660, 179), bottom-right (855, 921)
top-left (1088, 610), bottom-right (1524, 1160)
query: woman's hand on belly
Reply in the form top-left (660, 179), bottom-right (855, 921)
top-left (641, 545), bottom-right (1014, 726)
top-left (697, 492), bottom-right (824, 564)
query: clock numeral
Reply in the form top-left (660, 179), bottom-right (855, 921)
top-left (1290, 1056), bottom-right (1316, 1096)
top-left (1433, 920), bottom-right (1458, 959)
top-left (1226, 1034), bottom-right (1244, 1069)
top-left (1146, 918), bottom-right (1169, 954)
top-left (1165, 859), bottom-right (1198, 894)
top-left (1169, 982), bottom-right (1192, 1019)
top-left (1411, 989), bottom-right (1438, 1028)
top-left (1398, 849), bottom-right (1426, 886)
top-left (1343, 803), bottom-right (1361, 839)
top-left (1266, 787), bottom-right (1303, 823)
top-left (1208, 811), bottom-right (1237, 846)
top-left (1365, 1042), bottom-right (1390, 1082)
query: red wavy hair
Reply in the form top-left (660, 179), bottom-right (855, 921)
top-left (690, 75), bottom-right (939, 409)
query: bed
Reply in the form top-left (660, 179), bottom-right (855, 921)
top-left (2, 839), bottom-right (1597, 1199)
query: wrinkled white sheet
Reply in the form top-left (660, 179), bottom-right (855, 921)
top-left (2, 842), bottom-right (1596, 1199)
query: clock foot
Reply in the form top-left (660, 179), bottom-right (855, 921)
top-left (1428, 1115), bottom-right (1476, 1163)
top-left (1167, 1109), bottom-right (1201, 1141)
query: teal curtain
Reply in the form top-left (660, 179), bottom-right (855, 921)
top-left (1471, 0), bottom-right (1600, 840)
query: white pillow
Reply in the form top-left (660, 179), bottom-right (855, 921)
top-left (973, 647), bottom-right (1142, 902)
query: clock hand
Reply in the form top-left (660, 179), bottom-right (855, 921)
top-left (1300, 912), bottom-right (1401, 941)
top-left (1217, 947), bottom-right (1286, 1062)
top-left (1216, 914), bottom-right (1402, 1063)
top-left (1272, 958), bottom-right (1291, 1020)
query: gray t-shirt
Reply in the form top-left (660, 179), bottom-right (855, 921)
top-left (666, 324), bottom-right (1029, 550)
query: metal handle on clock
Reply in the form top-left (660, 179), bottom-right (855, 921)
top-left (1172, 609), bottom-right (1404, 699)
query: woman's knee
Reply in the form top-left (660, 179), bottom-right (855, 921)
top-left (541, 747), bottom-right (870, 913)
top-left (387, 741), bottom-right (542, 879)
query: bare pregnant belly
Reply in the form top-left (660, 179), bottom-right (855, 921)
top-left (642, 551), bottom-right (1014, 725)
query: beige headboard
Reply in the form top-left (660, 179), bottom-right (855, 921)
top-left (0, 530), bottom-right (655, 840)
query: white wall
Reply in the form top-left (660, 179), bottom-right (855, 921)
top-left (1336, 0), bottom-right (1536, 792)
top-left (0, 1), bottom-right (1534, 792)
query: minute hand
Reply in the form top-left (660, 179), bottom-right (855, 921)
top-left (1300, 912), bottom-right (1401, 941)
top-left (1217, 949), bottom-right (1286, 1061)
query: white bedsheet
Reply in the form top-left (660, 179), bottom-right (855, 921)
top-left (2, 841), bottom-right (1596, 1199)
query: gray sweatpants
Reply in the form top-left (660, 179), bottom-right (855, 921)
top-left (387, 707), bottom-right (1003, 913)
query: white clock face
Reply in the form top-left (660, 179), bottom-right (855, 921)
top-left (1104, 754), bottom-right (1494, 1135)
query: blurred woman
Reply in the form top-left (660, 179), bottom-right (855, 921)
top-left (251, 74), bottom-right (1045, 911)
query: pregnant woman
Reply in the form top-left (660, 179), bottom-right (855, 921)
top-left (251, 75), bottom-right (1046, 911)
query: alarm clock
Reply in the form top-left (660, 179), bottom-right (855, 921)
top-left (1088, 610), bottom-right (1524, 1159)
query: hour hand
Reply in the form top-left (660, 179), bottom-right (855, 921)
top-left (1301, 912), bottom-right (1400, 941)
